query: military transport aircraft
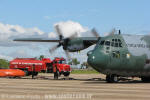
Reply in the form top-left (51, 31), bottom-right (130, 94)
top-left (14, 25), bottom-right (150, 83)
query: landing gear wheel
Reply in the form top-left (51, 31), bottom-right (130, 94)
top-left (141, 77), bottom-right (150, 82)
top-left (106, 74), bottom-right (118, 83)
top-left (54, 71), bottom-right (59, 80)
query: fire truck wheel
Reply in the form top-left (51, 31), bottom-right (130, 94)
top-left (63, 72), bottom-right (70, 77)
top-left (34, 72), bottom-right (38, 76)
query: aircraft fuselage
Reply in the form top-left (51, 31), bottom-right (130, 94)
top-left (88, 34), bottom-right (150, 77)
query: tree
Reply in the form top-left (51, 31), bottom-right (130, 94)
top-left (81, 62), bottom-right (93, 69)
top-left (39, 55), bottom-right (44, 60)
top-left (81, 62), bottom-right (88, 69)
top-left (0, 59), bottom-right (9, 69)
top-left (68, 58), bottom-right (80, 65)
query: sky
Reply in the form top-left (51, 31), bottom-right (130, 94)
top-left (0, 0), bottom-right (150, 62)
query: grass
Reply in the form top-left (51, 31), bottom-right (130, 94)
top-left (71, 69), bottom-right (99, 74)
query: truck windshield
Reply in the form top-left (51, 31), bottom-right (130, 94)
top-left (58, 60), bottom-right (66, 64)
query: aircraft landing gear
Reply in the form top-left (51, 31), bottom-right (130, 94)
top-left (106, 74), bottom-right (118, 83)
top-left (141, 76), bottom-right (150, 82)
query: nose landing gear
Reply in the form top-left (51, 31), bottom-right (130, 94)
top-left (106, 74), bottom-right (119, 83)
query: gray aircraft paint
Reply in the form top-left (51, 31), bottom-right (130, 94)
top-left (122, 34), bottom-right (150, 58)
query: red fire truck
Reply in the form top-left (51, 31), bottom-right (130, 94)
top-left (9, 57), bottom-right (71, 79)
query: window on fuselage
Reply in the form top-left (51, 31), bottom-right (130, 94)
top-left (115, 39), bottom-right (118, 42)
top-left (111, 39), bottom-right (122, 47)
top-left (115, 43), bottom-right (118, 47)
top-left (112, 51), bottom-right (120, 58)
top-left (119, 43), bottom-right (122, 47)
top-left (105, 41), bottom-right (110, 46)
top-left (111, 42), bottom-right (114, 46)
top-left (100, 40), bottom-right (105, 45)
top-left (118, 39), bottom-right (121, 42)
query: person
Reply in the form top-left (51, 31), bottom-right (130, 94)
top-left (32, 64), bottom-right (35, 79)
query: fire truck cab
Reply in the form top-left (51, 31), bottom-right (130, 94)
top-left (52, 57), bottom-right (71, 79)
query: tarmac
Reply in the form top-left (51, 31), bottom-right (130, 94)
top-left (0, 74), bottom-right (150, 100)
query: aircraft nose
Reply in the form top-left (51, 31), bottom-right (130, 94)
top-left (87, 50), bottom-right (108, 70)
top-left (87, 51), bottom-right (99, 66)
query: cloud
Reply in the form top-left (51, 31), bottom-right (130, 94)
top-left (48, 32), bottom-right (57, 38)
top-left (49, 21), bottom-right (89, 38)
top-left (8, 49), bottom-right (31, 58)
top-left (0, 22), bottom-right (44, 41)
top-left (48, 20), bottom-right (100, 38)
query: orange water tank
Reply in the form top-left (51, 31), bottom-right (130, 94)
top-left (0, 71), bottom-right (7, 77)
top-left (0, 69), bottom-right (25, 77)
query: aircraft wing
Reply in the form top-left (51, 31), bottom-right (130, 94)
top-left (14, 37), bottom-right (99, 43)
top-left (14, 38), bottom-right (60, 42)
top-left (82, 37), bottom-right (99, 41)
top-left (81, 37), bottom-right (100, 44)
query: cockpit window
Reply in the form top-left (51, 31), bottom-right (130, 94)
top-left (119, 43), bottom-right (122, 47)
top-left (111, 38), bottom-right (123, 48)
top-left (100, 39), bottom-right (122, 47)
top-left (100, 40), bottom-right (105, 45)
top-left (58, 60), bottom-right (66, 64)
top-left (105, 41), bottom-right (110, 46)
top-left (115, 43), bottom-right (118, 47)
top-left (111, 42), bottom-right (114, 46)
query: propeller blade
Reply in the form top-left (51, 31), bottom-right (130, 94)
top-left (64, 50), bottom-right (71, 60)
top-left (49, 44), bottom-right (61, 53)
top-left (55, 25), bottom-right (63, 40)
top-left (91, 28), bottom-right (100, 38)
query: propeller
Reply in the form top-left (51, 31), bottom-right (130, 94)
top-left (49, 25), bottom-right (77, 60)
top-left (49, 26), bottom-right (99, 60)
top-left (55, 25), bottom-right (63, 40)
top-left (91, 28), bottom-right (100, 38)
top-left (49, 25), bottom-right (64, 53)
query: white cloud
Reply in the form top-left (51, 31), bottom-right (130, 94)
top-left (8, 49), bottom-right (31, 58)
top-left (54, 20), bottom-right (89, 37)
top-left (48, 32), bottom-right (57, 38)
top-left (0, 22), bottom-right (44, 41)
